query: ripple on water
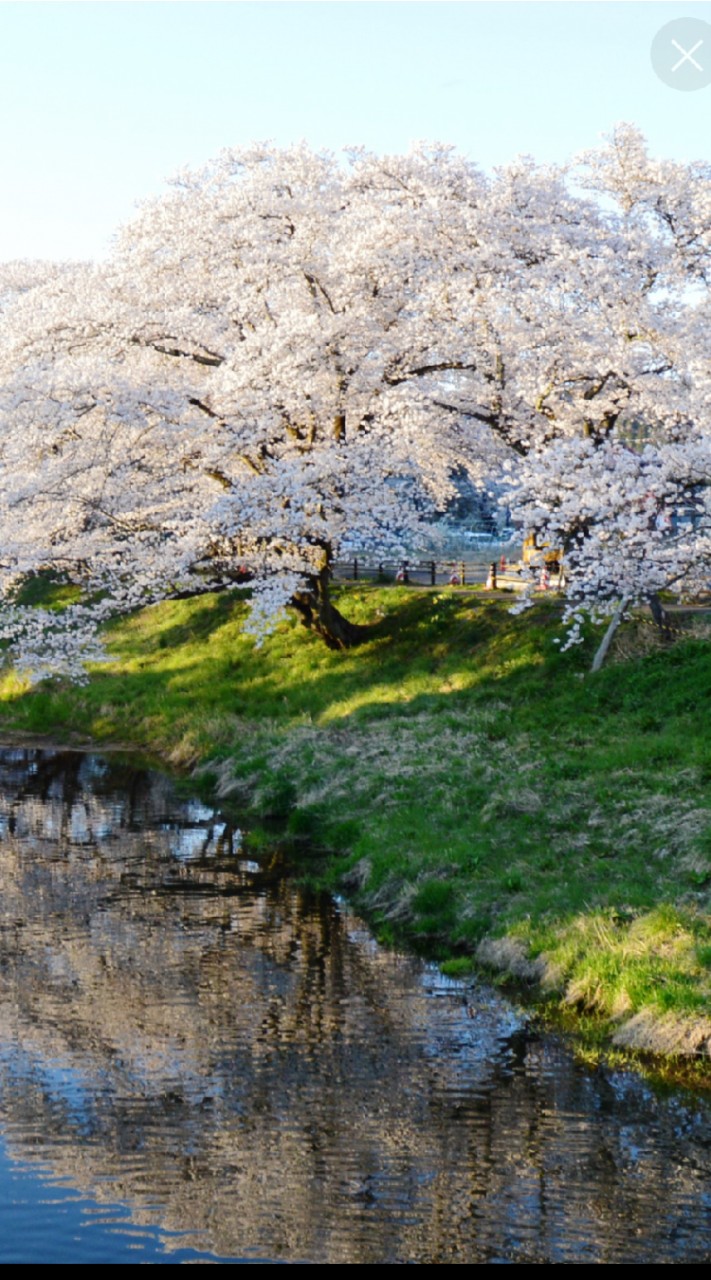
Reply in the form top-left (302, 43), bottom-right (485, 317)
top-left (0, 747), bottom-right (709, 1263)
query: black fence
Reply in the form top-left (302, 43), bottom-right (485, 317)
top-left (331, 557), bottom-right (518, 588)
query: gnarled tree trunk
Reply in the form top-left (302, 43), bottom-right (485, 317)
top-left (290, 566), bottom-right (374, 650)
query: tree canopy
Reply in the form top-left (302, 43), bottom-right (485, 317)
top-left (0, 127), bottom-right (708, 677)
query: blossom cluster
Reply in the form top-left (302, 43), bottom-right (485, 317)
top-left (0, 126), bottom-right (707, 678)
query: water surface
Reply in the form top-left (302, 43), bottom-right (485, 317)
top-left (0, 748), bottom-right (710, 1264)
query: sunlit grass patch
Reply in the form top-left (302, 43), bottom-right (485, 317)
top-left (0, 669), bottom-right (31, 701)
top-left (1, 583), bottom-right (711, 1060)
top-left (491, 906), bottom-right (711, 1055)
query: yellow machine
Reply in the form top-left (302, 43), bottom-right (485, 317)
top-left (522, 533), bottom-right (562, 576)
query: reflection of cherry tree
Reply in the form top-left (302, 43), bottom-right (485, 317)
top-left (1, 748), bottom-right (710, 1264)
top-left (0, 128), bottom-right (708, 678)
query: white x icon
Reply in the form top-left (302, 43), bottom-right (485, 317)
top-left (671, 38), bottom-right (704, 72)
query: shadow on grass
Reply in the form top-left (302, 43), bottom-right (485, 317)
top-left (3, 582), bottom-right (711, 1060)
top-left (0, 582), bottom-right (709, 780)
top-left (0, 587), bottom-right (568, 738)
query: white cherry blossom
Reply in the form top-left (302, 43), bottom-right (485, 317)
top-left (0, 128), bottom-right (707, 679)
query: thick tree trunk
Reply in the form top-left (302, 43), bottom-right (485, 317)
top-left (290, 568), bottom-right (374, 650)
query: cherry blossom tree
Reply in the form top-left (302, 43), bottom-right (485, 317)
top-left (506, 125), bottom-right (711, 656)
top-left (0, 143), bottom-right (528, 668)
top-left (0, 127), bottom-right (707, 680)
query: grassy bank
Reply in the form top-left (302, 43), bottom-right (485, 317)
top-left (1, 583), bottom-right (711, 1070)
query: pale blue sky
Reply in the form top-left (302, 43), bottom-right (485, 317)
top-left (1, 1), bottom-right (709, 261)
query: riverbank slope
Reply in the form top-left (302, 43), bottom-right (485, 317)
top-left (1, 584), bottom-right (710, 1068)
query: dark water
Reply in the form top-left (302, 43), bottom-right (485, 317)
top-left (0, 749), bottom-right (710, 1264)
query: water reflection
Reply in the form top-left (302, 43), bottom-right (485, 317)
top-left (0, 747), bottom-right (709, 1263)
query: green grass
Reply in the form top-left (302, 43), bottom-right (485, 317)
top-left (2, 581), bottom-right (711, 1065)
top-left (11, 569), bottom-right (84, 610)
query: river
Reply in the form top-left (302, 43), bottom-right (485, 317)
top-left (0, 747), bottom-right (709, 1264)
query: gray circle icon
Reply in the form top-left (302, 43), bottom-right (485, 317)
top-left (651, 17), bottom-right (711, 90)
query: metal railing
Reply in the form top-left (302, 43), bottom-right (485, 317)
top-left (331, 556), bottom-right (521, 588)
